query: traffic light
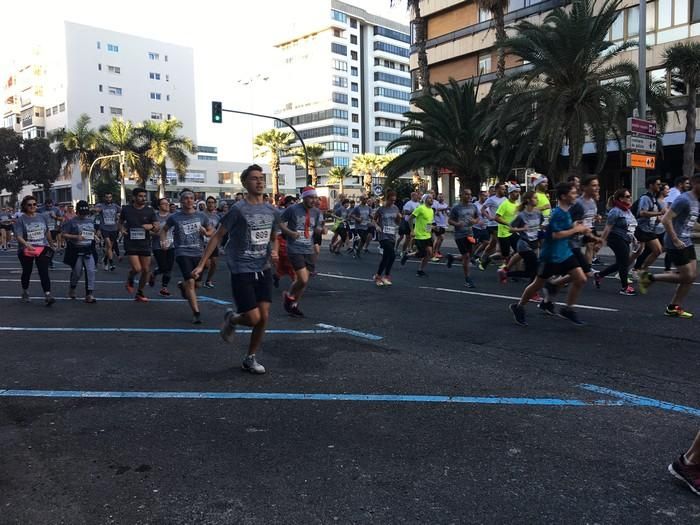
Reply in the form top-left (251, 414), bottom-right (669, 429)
top-left (212, 101), bottom-right (222, 123)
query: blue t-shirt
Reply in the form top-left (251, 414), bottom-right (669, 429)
top-left (539, 206), bottom-right (573, 263)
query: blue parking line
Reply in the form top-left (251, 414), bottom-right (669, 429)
top-left (0, 388), bottom-right (628, 406)
top-left (579, 384), bottom-right (700, 418)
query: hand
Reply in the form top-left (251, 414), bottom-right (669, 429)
top-left (291, 231), bottom-right (300, 240)
top-left (190, 265), bottom-right (203, 281)
top-left (271, 251), bottom-right (279, 263)
top-left (77, 235), bottom-right (85, 241)
top-left (672, 237), bottom-right (685, 250)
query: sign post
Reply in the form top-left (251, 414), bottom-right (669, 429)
top-left (626, 117), bottom-right (657, 200)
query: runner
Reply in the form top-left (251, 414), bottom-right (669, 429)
top-left (373, 190), bottom-right (401, 286)
top-left (192, 164), bottom-right (282, 374)
top-left (150, 197), bottom-right (175, 296)
top-left (329, 195), bottom-right (348, 254)
top-left (639, 172), bottom-right (700, 318)
top-left (350, 196), bottom-right (372, 259)
top-left (161, 189), bottom-right (213, 324)
top-left (41, 199), bottom-right (62, 268)
top-left (509, 182), bottom-right (590, 326)
top-left (95, 192), bottom-right (121, 271)
top-left (281, 186), bottom-right (324, 317)
top-left (669, 431), bottom-right (700, 495)
top-left (471, 190), bottom-right (490, 263)
top-left (431, 193), bottom-right (449, 260)
top-left (594, 188), bottom-right (638, 295)
top-left (119, 187), bottom-right (158, 302)
top-left (533, 175), bottom-right (552, 223)
top-left (478, 183), bottom-right (506, 269)
top-left (13, 195), bottom-right (56, 305)
top-left (311, 196), bottom-right (325, 272)
top-left (493, 184), bottom-right (521, 275)
top-left (62, 200), bottom-right (98, 303)
top-left (202, 196), bottom-right (222, 288)
top-left (631, 177), bottom-right (665, 276)
top-left (397, 192), bottom-right (420, 255)
top-left (446, 188), bottom-right (479, 288)
top-left (0, 206), bottom-right (14, 250)
top-left (498, 191), bottom-right (542, 286)
top-left (273, 195), bottom-right (297, 289)
top-left (401, 194), bottom-right (434, 277)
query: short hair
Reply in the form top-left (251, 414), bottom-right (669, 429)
top-left (613, 188), bottom-right (630, 200)
top-left (240, 164), bottom-right (263, 184)
top-left (674, 175), bottom-right (689, 187)
top-left (103, 192), bottom-right (112, 197)
top-left (567, 174), bottom-right (580, 183)
top-left (158, 197), bottom-right (169, 206)
top-left (581, 174), bottom-right (598, 187)
top-left (646, 176), bottom-right (661, 188)
top-left (179, 188), bottom-right (194, 198)
top-left (206, 196), bottom-right (217, 202)
top-left (555, 182), bottom-right (575, 199)
top-left (132, 188), bottom-right (146, 197)
top-left (20, 195), bottom-right (37, 212)
top-left (385, 190), bottom-right (397, 199)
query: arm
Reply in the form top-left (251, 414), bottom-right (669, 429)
top-left (191, 225), bottom-right (228, 280)
top-left (552, 222), bottom-right (588, 240)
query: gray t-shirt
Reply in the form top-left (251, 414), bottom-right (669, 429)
top-left (281, 203), bottom-right (323, 255)
top-left (606, 207), bottom-right (636, 243)
top-left (449, 203), bottom-right (479, 239)
top-left (95, 203), bottom-right (121, 232)
top-left (220, 200), bottom-right (280, 274)
top-left (351, 205), bottom-right (372, 231)
top-left (152, 212), bottom-right (173, 251)
top-left (482, 196), bottom-right (505, 227)
top-left (42, 206), bottom-right (62, 230)
top-left (166, 211), bottom-right (210, 257)
top-left (511, 209), bottom-right (542, 252)
top-left (14, 214), bottom-right (50, 247)
top-left (203, 210), bottom-right (221, 245)
top-left (665, 191), bottom-right (699, 250)
top-left (64, 216), bottom-right (96, 250)
top-left (637, 194), bottom-right (661, 234)
top-left (375, 205), bottom-right (400, 241)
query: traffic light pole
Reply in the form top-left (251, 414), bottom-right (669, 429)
top-left (220, 107), bottom-right (311, 186)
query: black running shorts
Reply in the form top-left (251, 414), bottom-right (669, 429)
top-left (455, 237), bottom-right (475, 255)
top-left (176, 255), bottom-right (201, 281)
top-left (537, 255), bottom-right (581, 279)
top-left (230, 270), bottom-right (272, 313)
top-left (667, 245), bottom-right (696, 267)
top-left (288, 253), bottom-right (315, 273)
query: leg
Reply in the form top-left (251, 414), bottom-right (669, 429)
top-left (34, 255), bottom-right (51, 293)
top-left (517, 276), bottom-right (547, 307)
top-left (138, 255), bottom-right (151, 292)
top-left (127, 255), bottom-right (142, 282)
top-left (289, 267), bottom-right (310, 302)
top-left (640, 238), bottom-right (662, 270)
top-left (70, 256), bottom-right (82, 290)
top-left (563, 267), bottom-right (587, 307)
top-left (18, 253), bottom-right (34, 291)
top-left (84, 254), bottom-right (96, 295)
top-left (206, 256), bottom-right (218, 284)
top-left (184, 278), bottom-right (200, 314)
top-left (162, 249), bottom-right (175, 288)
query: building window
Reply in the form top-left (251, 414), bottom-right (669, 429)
top-left (46, 108), bottom-right (51, 117)
top-left (52, 106), bottom-right (58, 113)
top-left (333, 92), bottom-right (348, 104)
top-left (110, 107), bottom-right (123, 116)
top-left (98, 63), bottom-right (102, 71)
top-left (96, 41), bottom-right (101, 49)
top-left (98, 84), bottom-right (103, 92)
top-left (351, 66), bottom-right (358, 76)
top-left (298, 125), bottom-right (348, 139)
top-left (166, 74), bottom-right (170, 82)
top-left (374, 72), bottom-right (411, 87)
top-left (478, 53), bottom-right (492, 74)
top-left (374, 102), bottom-right (408, 114)
top-left (693, 0), bottom-right (700, 23)
top-left (148, 52), bottom-right (160, 60)
top-left (351, 82), bottom-right (359, 92)
top-left (274, 108), bottom-right (349, 127)
top-left (374, 26), bottom-right (410, 43)
top-left (332, 43), bottom-right (348, 55)
top-left (151, 112), bottom-right (163, 120)
top-left (374, 87), bottom-right (410, 101)
top-left (108, 86), bottom-right (122, 96)
top-left (165, 55), bottom-right (168, 62)
top-left (375, 132), bottom-right (400, 142)
top-left (107, 43), bottom-right (119, 52)
top-left (351, 98), bottom-right (359, 107)
top-left (479, 8), bottom-right (493, 22)
top-left (149, 72), bottom-right (161, 80)
top-left (333, 59), bottom-right (348, 71)
top-left (373, 41), bottom-right (409, 58)
top-left (350, 34), bottom-right (357, 44)
top-left (352, 129), bottom-right (359, 138)
top-left (166, 94), bottom-right (170, 101)
top-left (321, 141), bottom-right (349, 152)
top-left (351, 50), bottom-right (358, 60)
top-left (352, 113), bottom-right (359, 123)
top-left (332, 75), bottom-right (348, 87)
top-left (108, 65), bottom-right (121, 74)
top-left (350, 18), bottom-right (357, 28)
top-left (59, 103), bottom-right (65, 112)
top-left (332, 9), bottom-right (348, 23)
top-left (100, 106), bottom-right (104, 114)
top-left (352, 144), bottom-right (359, 153)
top-left (375, 146), bottom-right (387, 155)
top-left (334, 156), bottom-right (350, 167)
top-left (333, 28), bottom-right (343, 37)
top-left (150, 92), bottom-right (162, 100)
top-left (167, 114), bottom-right (171, 119)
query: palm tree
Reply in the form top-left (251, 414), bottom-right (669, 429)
top-left (383, 78), bottom-right (494, 192)
top-left (477, 0), bottom-right (509, 79)
top-left (98, 118), bottom-right (147, 203)
top-left (254, 129), bottom-right (294, 198)
top-left (50, 113), bottom-right (98, 200)
top-left (663, 42), bottom-right (700, 178)
top-left (497, 0), bottom-right (638, 176)
top-left (392, 0), bottom-right (429, 96)
top-left (352, 153), bottom-right (382, 195)
top-left (327, 165), bottom-right (351, 195)
top-left (138, 119), bottom-right (196, 198)
top-left (292, 144), bottom-right (327, 187)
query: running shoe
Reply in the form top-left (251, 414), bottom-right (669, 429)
top-left (497, 268), bottom-right (508, 285)
top-left (381, 276), bottom-right (393, 286)
top-left (464, 277), bottom-right (476, 289)
top-left (135, 292), bottom-right (149, 303)
top-left (242, 355), bottom-right (266, 374)
top-left (593, 272), bottom-right (602, 289)
top-left (478, 260), bottom-right (486, 271)
top-left (148, 273), bottom-right (155, 287)
top-left (44, 294), bottom-right (55, 307)
top-left (619, 285), bottom-right (637, 296)
top-left (591, 256), bottom-right (601, 265)
top-left (558, 307), bottom-right (584, 326)
top-left (220, 308), bottom-right (236, 343)
top-left (374, 274), bottom-right (384, 287)
top-left (289, 303), bottom-right (305, 317)
top-left (20, 290), bottom-right (30, 303)
top-left (400, 252), bottom-right (408, 266)
top-left (530, 292), bottom-right (542, 303)
top-left (69, 287), bottom-right (77, 300)
top-left (446, 254), bottom-right (454, 269)
top-left (192, 312), bottom-right (202, 325)
top-left (159, 287), bottom-right (171, 297)
top-left (509, 303), bottom-right (527, 326)
top-left (283, 291), bottom-right (294, 314)
top-left (538, 300), bottom-right (556, 316)
top-left (85, 295), bottom-right (97, 304)
top-left (110, 264), bottom-right (116, 271)
top-left (665, 305), bottom-right (693, 319)
top-left (638, 271), bottom-right (652, 294)
top-left (203, 281), bottom-right (215, 289)
top-left (103, 263), bottom-right (109, 271)
top-left (630, 269), bottom-right (639, 282)
top-left (125, 280), bottom-right (135, 295)
top-left (668, 454), bottom-right (700, 496)
top-left (416, 270), bottom-right (427, 277)
top-left (430, 256), bottom-right (440, 262)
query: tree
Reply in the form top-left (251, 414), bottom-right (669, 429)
top-left (663, 41), bottom-right (700, 178)
top-left (497, 0), bottom-right (638, 176)
top-left (138, 119), bottom-right (196, 198)
top-left (477, 0), bottom-right (509, 79)
top-left (351, 153), bottom-right (382, 195)
top-left (292, 144), bottom-right (327, 187)
top-left (383, 78), bottom-right (494, 192)
top-left (392, 0), bottom-right (429, 95)
top-left (16, 138), bottom-right (61, 198)
top-left (327, 165), bottom-right (351, 195)
top-left (0, 128), bottom-right (23, 205)
top-left (50, 113), bottom-right (98, 200)
top-left (98, 118), bottom-right (147, 203)
top-left (254, 129), bottom-right (294, 198)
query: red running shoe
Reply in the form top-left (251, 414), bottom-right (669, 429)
top-left (669, 454), bottom-right (700, 496)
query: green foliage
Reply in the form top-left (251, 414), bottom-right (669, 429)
top-left (255, 129), bottom-right (295, 196)
top-left (385, 178), bottom-right (414, 202)
top-left (16, 138), bottom-right (60, 192)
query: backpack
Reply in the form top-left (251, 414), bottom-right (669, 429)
top-left (631, 192), bottom-right (658, 218)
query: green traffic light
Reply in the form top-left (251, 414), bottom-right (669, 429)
top-left (212, 101), bottom-right (222, 124)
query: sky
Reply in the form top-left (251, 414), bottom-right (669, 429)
top-left (0, 0), bottom-right (410, 161)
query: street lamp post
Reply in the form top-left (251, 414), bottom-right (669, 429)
top-left (87, 151), bottom-right (125, 205)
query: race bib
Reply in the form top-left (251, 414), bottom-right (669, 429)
top-left (250, 227), bottom-right (271, 246)
top-left (295, 230), bottom-right (312, 245)
top-left (26, 223), bottom-right (44, 242)
top-left (687, 214), bottom-right (699, 231)
top-left (627, 222), bottom-right (637, 235)
top-left (81, 229), bottom-right (95, 240)
top-left (649, 217), bottom-right (657, 228)
top-left (104, 217), bottom-right (115, 225)
top-left (182, 221), bottom-right (201, 235)
top-left (383, 225), bottom-right (397, 235)
top-left (129, 228), bottom-right (146, 240)
top-left (425, 223), bottom-right (433, 233)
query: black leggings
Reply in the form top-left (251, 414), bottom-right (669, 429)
top-left (153, 249), bottom-right (175, 287)
top-left (599, 234), bottom-right (630, 289)
top-left (377, 239), bottom-right (395, 276)
top-left (18, 252), bottom-right (51, 292)
top-left (506, 250), bottom-right (538, 282)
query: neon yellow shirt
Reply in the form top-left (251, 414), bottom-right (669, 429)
top-left (412, 204), bottom-right (434, 240)
top-left (496, 199), bottom-right (519, 238)
top-left (536, 191), bottom-right (551, 218)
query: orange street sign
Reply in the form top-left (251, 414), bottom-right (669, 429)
top-left (626, 153), bottom-right (656, 169)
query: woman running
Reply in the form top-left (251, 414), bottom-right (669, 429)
top-left (498, 191), bottom-right (542, 285)
top-left (373, 190), bottom-right (401, 286)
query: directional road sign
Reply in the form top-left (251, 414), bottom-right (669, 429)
top-left (626, 135), bottom-right (657, 153)
top-left (627, 153), bottom-right (656, 169)
top-left (627, 117), bottom-right (657, 137)
top-left (373, 184), bottom-right (383, 197)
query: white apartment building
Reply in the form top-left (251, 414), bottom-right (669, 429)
top-left (273, 0), bottom-right (411, 187)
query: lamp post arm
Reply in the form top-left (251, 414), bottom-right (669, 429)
top-left (87, 153), bottom-right (123, 205)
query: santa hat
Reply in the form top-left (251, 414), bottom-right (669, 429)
top-left (301, 186), bottom-right (317, 198)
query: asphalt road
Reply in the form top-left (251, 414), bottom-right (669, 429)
top-left (1, 240), bottom-right (699, 524)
